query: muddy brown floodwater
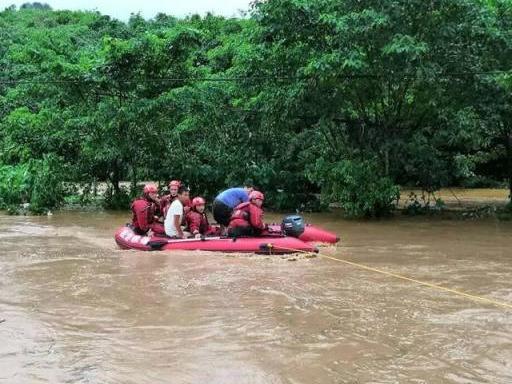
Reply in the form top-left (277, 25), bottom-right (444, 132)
top-left (1, 211), bottom-right (511, 384)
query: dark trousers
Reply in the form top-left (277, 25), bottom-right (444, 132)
top-left (212, 199), bottom-right (232, 226)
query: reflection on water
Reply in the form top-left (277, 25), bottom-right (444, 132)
top-left (0, 211), bottom-right (511, 384)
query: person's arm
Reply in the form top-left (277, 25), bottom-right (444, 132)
top-left (164, 209), bottom-right (172, 237)
top-left (158, 197), bottom-right (168, 220)
top-left (151, 202), bottom-right (159, 221)
top-left (174, 214), bottom-right (184, 238)
top-left (136, 204), bottom-right (151, 232)
top-left (193, 217), bottom-right (203, 237)
top-left (187, 213), bottom-right (200, 235)
top-left (249, 205), bottom-right (265, 230)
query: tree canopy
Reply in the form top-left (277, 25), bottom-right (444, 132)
top-left (1, 1), bottom-right (511, 215)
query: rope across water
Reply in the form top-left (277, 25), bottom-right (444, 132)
top-left (269, 245), bottom-right (512, 311)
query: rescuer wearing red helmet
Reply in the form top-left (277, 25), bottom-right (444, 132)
top-left (227, 190), bottom-right (267, 237)
top-left (185, 197), bottom-right (218, 238)
top-left (131, 183), bottom-right (160, 235)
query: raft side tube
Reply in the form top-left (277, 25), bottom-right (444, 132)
top-left (267, 224), bottom-right (340, 244)
top-left (114, 226), bottom-right (316, 254)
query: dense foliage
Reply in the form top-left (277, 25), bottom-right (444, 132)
top-left (1, 1), bottom-right (511, 216)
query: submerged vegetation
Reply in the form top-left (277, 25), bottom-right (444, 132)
top-left (1, 1), bottom-right (512, 216)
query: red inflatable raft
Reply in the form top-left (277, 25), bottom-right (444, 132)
top-left (115, 225), bottom-right (319, 254)
top-left (267, 224), bottom-right (339, 244)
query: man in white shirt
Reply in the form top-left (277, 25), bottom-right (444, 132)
top-left (164, 186), bottom-right (190, 238)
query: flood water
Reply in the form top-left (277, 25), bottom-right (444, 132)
top-left (1, 211), bottom-right (511, 384)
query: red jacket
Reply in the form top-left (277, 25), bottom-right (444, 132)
top-left (131, 197), bottom-right (155, 234)
top-left (186, 210), bottom-right (215, 235)
top-left (159, 194), bottom-right (176, 219)
top-left (228, 202), bottom-right (265, 231)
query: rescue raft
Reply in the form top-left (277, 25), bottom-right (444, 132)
top-left (115, 225), bottom-right (319, 254)
top-left (114, 215), bottom-right (339, 254)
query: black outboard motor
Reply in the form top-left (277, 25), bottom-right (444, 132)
top-left (281, 215), bottom-right (305, 238)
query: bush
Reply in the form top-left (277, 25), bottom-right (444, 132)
top-left (103, 185), bottom-right (131, 210)
top-left (264, 190), bottom-right (325, 212)
top-left (29, 155), bottom-right (65, 213)
top-left (461, 176), bottom-right (506, 189)
top-left (0, 163), bottom-right (31, 208)
top-left (308, 159), bottom-right (400, 218)
top-left (497, 202), bottom-right (512, 221)
top-left (403, 192), bottom-right (446, 216)
top-left (0, 155), bottom-right (65, 214)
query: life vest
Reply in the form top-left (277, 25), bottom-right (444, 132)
top-left (186, 210), bottom-right (210, 234)
top-left (229, 202), bottom-right (251, 224)
top-left (131, 197), bottom-right (154, 234)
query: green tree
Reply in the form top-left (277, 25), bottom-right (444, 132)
top-left (1, 3), bottom-right (511, 216)
top-left (239, 0), bottom-right (505, 213)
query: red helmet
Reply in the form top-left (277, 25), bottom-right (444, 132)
top-left (249, 191), bottom-right (264, 201)
top-left (143, 183), bottom-right (158, 195)
top-left (192, 197), bottom-right (206, 207)
top-left (169, 180), bottom-right (181, 188)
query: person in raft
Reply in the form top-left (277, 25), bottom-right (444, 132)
top-left (131, 183), bottom-right (160, 236)
top-left (159, 179), bottom-right (181, 219)
top-left (212, 185), bottom-right (254, 230)
top-left (227, 191), bottom-right (268, 237)
top-left (164, 186), bottom-right (191, 239)
top-left (186, 197), bottom-right (219, 238)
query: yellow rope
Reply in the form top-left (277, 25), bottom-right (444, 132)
top-left (271, 245), bottom-right (512, 310)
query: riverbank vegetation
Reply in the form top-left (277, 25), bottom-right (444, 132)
top-left (1, 1), bottom-right (512, 217)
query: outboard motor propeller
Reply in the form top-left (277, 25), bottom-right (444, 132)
top-left (281, 215), bottom-right (305, 238)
